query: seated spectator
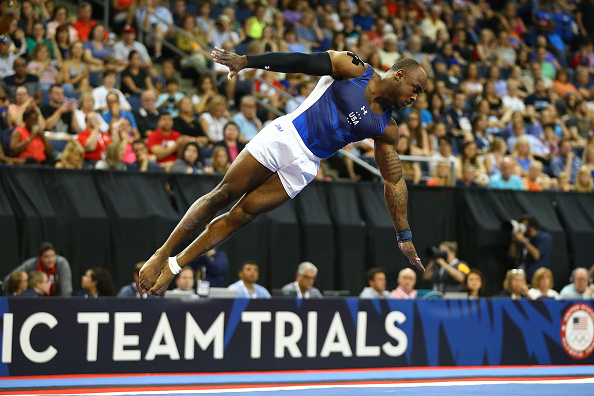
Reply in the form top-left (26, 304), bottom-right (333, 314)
top-left (93, 71), bottom-right (131, 111)
top-left (209, 15), bottom-right (240, 50)
top-left (231, 95), bottom-right (263, 142)
top-left (55, 140), bottom-right (85, 169)
top-left (118, 262), bottom-right (157, 298)
top-left (525, 78), bottom-right (551, 113)
top-left (499, 269), bottom-right (529, 300)
top-left (228, 261), bottom-right (271, 299)
top-left (127, 139), bottom-right (163, 172)
top-left (575, 165), bottom-right (594, 192)
top-left (46, 6), bottom-right (79, 43)
top-left (559, 268), bottom-right (594, 299)
top-left (484, 137), bottom-right (507, 175)
top-left (173, 97), bottom-right (207, 143)
top-left (177, 14), bottom-right (210, 74)
top-left (396, 135), bottom-right (421, 185)
top-left (102, 92), bottom-right (139, 138)
top-left (502, 81), bottom-right (526, 113)
top-left (456, 164), bottom-right (482, 188)
top-left (564, 99), bottom-right (591, 144)
top-left (6, 270), bottom-right (28, 296)
top-left (281, 261), bottom-right (323, 299)
top-left (21, 271), bottom-right (50, 297)
top-left (463, 269), bottom-right (487, 299)
top-left (26, 43), bottom-right (62, 96)
top-left (187, 249), bottom-right (229, 288)
top-left (523, 160), bottom-right (544, 191)
top-left (528, 267), bottom-right (560, 300)
top-left (83, 24), bottom-right (113, 74)
top-left (551, 139), bottom-right (583, 184)
top-left (391, 268), bottom-right (417, 299)
top-left (135, 0), bottom-right (173, 60)
top-left (79, 267), bottom-right (116, 297)
top-left (199, 95), bottom-right (230, 143)
top-left (120, 50), bottom-right (154, 96)
top-left (113, 25), bottom-right (151, 70)
top-left (422, 241), bottom-right (470, 293)
top-left (558, 171), bottom-right (574, 192)
top-left (458, 141), bottom-right (487, 177)
top-left (148, 113), bottom-right (188, 171)
top-left (170, 267), bottom-right (198, 298)
top-left (214, 122), bottom-right (245, 163)
top-left (171, 141), bottom-right (209, 174)
top-left (54, 24), bottom-right (73, 61)
top-left (74, 93), bottom-right (109, 133)
top-left (77, 111), bottom-right (113, 163)
top-left (72, 2), bottom-right (98, 42)
top-left (430, 136), bottom-right (461, 176)
top-left (156, 78), bottom-right (184, 118)
top-left (510, 136), bottom-right (535, 177)
top-left (134, 90), bottom-right (159, 137)
top-left (285, 80), bottom-right (315, 114)
top-left (26, 22), bottom-right (54, 58)
top-left (61, 41), bottom-right (90, 93)
top-left (210, 146), bottom-right (231, 175)
top-left (426, 161), bottom-right (452, 187)
top-left (2, 57), bottom-right (40, 104)
top-left (40, 84), bottom-right (79, 135)
top-left (359, 268), bottom-right (391, 299)
top-left (4, 242), bottom-right (72, 296)
top-left (0, 35), bottom-right (18, 80)
top-left (191, 74), bottom-right (218, 114)
top-left (9, 107), bottom-right (52, 164)
top-left (488, 157), bottom-right (524, 190)
top-left (96, 141), bottom-right (127, 171)
top-left (553, 69), bottom-right (578, 99)
top-left (398, 110), bottom-right (430, 156)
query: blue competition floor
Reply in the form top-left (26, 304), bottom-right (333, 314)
top-left (1, 365), bottom-right (593, 395)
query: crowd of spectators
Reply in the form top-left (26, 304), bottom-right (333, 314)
top-left (0, 0), bottom-right (592, 190)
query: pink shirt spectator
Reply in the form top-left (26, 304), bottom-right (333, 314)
top-left (391, 287), bottom-right (417, 299)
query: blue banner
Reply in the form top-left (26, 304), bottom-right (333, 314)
top-left (0, 298), bottom-right (593, 376)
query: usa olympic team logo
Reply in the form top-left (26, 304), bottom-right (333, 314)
top-left (560, 303), bottom-right (594, 359)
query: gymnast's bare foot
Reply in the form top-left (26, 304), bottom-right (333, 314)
top-left (138, 252), bottom-right (167, 295)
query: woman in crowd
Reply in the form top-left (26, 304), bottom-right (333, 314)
top-left (463, 269), bottom-right (487, 299)
top-left (171, 141), bottom-right (209, 174)
top-left (399, 110), bottom-right (429, 156)
top-left (210, 146), bottom-right (231, 175)
top-left (74, 93), bottom-right (108, 132)
top-left (426, 161), bottom-right (452, 187)
top-left (574, 165), bottom-right (594, 192)
top-left (472, 113), bottom-right (491, 153)
top-left (54, 24), bottom-right (72, 61)
top-left (459, 140), bottom-right (487, 177)
top-left (192, 74), bottom-right (218, 115)
top-left (55, 140), bottom-right (85, 169)
top-left (26, 22), bottom-right (53, 57)
top-left (583, 144), bottom-right (594, 180)
top-left (26, 43), bottom-right (60, 94)
top-left (174, 97), bottom-right (208, 145)
top-left (500, 269), bottom-right (529, 300)
top-left (512, 136), bottom-right (534, 177)
top-left (95, 141), bottom-right (127, 171)
top-left (121, 50), bottom-right (154, 96)
top-left (61, 41), bottom-right (89, 93)
top-left (395, 134), bottom-right (421, 185)
top-left (8, 87), bottom-right (46, 128)
top-left (528, 267), bottom-right (560, 300)
top-left (46, 6), bottom-right (78, 43)
top-left (558, 172), bottom-right (574, 192)
top-left (7, 271), bottom-right (28, 296)
top-left (177, 13), bottom-right (210, 74)
top-left (80, 268), bottom-right (116, 297)
top-left (199, 95), bottom-right (230, 144)
top-left (462, 62), bottom-right (483, 100)
top-left (214, 122), bottom-right (245, 164)
top-left (9, 107), bottom-right (51, 164)
top-left (84, 23), bottom-right (113, 79)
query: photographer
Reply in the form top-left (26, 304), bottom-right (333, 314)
top-left (507, 214), bottom-right (552, 283)
top-left (423, 241), bottom-right (470, 293)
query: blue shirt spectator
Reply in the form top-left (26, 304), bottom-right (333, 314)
top-left (188, 249), bottom-right (229, 288)
top-left (488, 157), bottom-right (524, 190)
top-left (228, 261), bottom-right (270, 299)
top-left (550, 140), bottom-right (583, 184)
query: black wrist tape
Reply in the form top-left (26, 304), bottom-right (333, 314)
top-left (246, 51), bottom-right (333, 76)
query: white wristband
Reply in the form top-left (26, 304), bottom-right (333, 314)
top-left (168, 256), bottom-right (182, 275)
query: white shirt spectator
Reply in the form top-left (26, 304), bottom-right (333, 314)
top-left (113, 40), bottom-right (151, 64)
top-left (92, 86), bottom-right (132, 112)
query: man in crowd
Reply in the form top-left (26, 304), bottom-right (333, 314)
top-left (282, 262), bottom-right (323, 299)
top-left (228, 261), bottom-right (271, 298)
top-left (41, 84), bottom-right (79, 135)
top-left (188, 248), bottom-right (229, 288)
top-left (359, 268), bottom-right (391, 298)
top-left (4, 242), bottom-right (72, 296)
top-left (560, 268), bottom-right (594, 299)
top-left (21, 271), bottom-right (50, 297)
top-left (391, 268), bottom-right (418, 299)
top-left (231, 95), bottom-right (262, 142)
top-left (133, 90), bottom-right (160, 137)
top-left (1, 57), bottom-right (40, 103)
top-left (551, 138), bottom-right (583, 184)
top-left (169, 266), bottom-right (198, 297)
top-left (127, 139), bottom-right (163, 172)
top-left (488, 157), bottom-right (524, 190)
top-left (113, 25), bottom-right (152, 70)
top-left (147, 112), bottom-right (190, 171)
top-left (423, 241), bottom-right (470, 293)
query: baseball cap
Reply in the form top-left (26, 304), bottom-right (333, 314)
top-left (122, 25), bottom-right (135, 34)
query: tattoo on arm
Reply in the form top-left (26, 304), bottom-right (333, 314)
top-left (383, 153), bottom-right (410, 231)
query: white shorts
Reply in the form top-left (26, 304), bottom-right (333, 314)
top-left (246, 115), bottom-right (321, 199)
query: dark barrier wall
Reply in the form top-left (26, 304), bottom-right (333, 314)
top-left (1, 298), bottom-right (593, 376)
top-left (1, 167), bottom-right (593, 295)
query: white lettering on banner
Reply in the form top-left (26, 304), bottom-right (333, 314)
top-left (356, 312), bottom-right (380, 357)
top-left (382, 311), bottom-right (408, 356)
top-left (77, 312), bottom-right (109, 362)
top-left (306, 311), bottom-right (317, 358)
top-left (145, 313), bottom-right (180, 361)
top-left (20, 312), bottom-right (58, 363)
top-left (113, 312), bottom-right (142, 361)
top-left (1, 313), bottom-right (13, 363)
top-left (241, 311), bottom-right (271, 359)
top-left (274, 312), bottom-right (302, 358)
top-left (320, 312), bottom-right (352, 357)
top-left (185, 312), bottom-right (224, 360)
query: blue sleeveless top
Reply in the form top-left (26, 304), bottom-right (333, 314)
top-left (288, 65), bottom-right (392, 159)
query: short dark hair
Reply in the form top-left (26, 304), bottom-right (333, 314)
top-left (38, 242), bottom-right (55, 256)
top-left (520, 214), bottom-right (539, 230)
top-left (132, 139), bottom-right (147, 148)
top-left (366, 268), bottom-right (385, 282)
top-left (390, 57), bottom-right (421, 74)
top-left (49, 83), bottom-right (62, 93)
top-left (23, 108), bottom-right (38, 122)
top-left (240, 260), bottom-right (258, 271)
top-left (128, 50), bottom-right (138, 61)
top-left (159, 112), bottom-right (172, 119)
top-left (165, 77), bottom-right (179, 86)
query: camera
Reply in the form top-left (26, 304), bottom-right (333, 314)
top-left (501, 219), bottom-right (527, 235)
top-left (426, 246), bottom-right (448, 261)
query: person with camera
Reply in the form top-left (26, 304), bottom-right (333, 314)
top-left (507, 214), bottom-right (552, 283)
top-left (422, 241), bottom-right (470, 293)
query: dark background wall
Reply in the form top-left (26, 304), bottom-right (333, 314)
top-left (1, 167), bottom-right (593, 295)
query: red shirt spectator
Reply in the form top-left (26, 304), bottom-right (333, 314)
top-left (77, 129), bottom-right (112, 161)
top-left (148, 128), bottom-right (181, 163)
top-left (9, 108), bottom-right (53, 163)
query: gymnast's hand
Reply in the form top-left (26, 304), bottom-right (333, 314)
top-left (138, 252), bottom-right (167, 296)
top-left (211, 47), bottom-right (247, 81)
top-left (398, 241), bottom-right (425, 272)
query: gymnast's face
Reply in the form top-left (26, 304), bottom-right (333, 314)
top-left (392, 67), bottom-right (427, 110)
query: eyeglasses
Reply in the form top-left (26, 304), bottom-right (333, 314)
top-left (301, 274), bottom-right (316, 281)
